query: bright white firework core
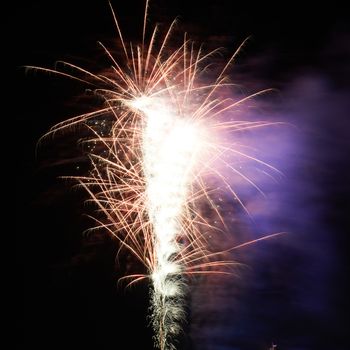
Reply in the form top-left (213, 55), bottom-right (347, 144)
top-left (134, 96), bottom-right (201, 299)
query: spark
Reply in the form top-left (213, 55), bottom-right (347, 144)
top-left (31, 2), bottom-right (283, 349)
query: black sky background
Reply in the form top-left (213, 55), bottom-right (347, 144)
top-left (14, 1), bottom-right (349, 349)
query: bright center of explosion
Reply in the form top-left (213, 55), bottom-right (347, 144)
top-left (132, 96), bottom-right (201, 298)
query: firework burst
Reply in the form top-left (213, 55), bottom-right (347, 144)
top-left (29, 1), bottom-right (283, 349)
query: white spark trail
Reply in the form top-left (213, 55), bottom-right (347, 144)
top-left (133, 96), bottom-right (201, 349)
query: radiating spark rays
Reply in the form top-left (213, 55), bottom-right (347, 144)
top-left (31, 3), bottom-right (284, 349)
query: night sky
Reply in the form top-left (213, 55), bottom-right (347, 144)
top-left (14, 1), bottom-right (349, 349)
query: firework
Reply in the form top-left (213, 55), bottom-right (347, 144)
top-left (30, 2), bottom-right (282, 349)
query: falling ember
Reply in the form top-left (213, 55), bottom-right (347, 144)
top-left (30, 1), bottom-right (284, 349)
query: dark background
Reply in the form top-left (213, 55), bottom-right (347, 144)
top-left (13, 1), bottom-right (349, 349)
